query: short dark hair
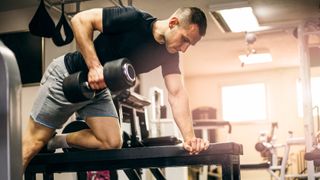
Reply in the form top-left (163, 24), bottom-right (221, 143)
top-left (188, 7), bottom-right (207, 36)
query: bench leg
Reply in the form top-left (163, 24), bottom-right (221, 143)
top-left (43, 172), bottom-right (54, 180)
top-left (150, 168), bottom-right (166, 180)
top-left (25, 172), bottom-right (36, 180)
top-left (222, 161), bottom-right (233, 180)
top-left (77, 171), bottom-right (87, 180)
top-left (233, 163), bottom-right (241, 180)
top-left (221, 157), bottom-right (241, 180)
top-left (123, 169), bottom-right (141, 180)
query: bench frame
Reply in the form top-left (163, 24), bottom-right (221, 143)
top-left (25, 142), bottom-right (242, 180)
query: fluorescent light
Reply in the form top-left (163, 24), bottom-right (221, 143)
top-left (219, 7), bottom-right (259, 32)
top-left (209, 1), bottom-right (260, 33)
top-left (239, 53), bottom-right (272, 64)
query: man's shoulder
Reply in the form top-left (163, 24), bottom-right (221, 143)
top-left (102, 6), bottom-right (155, 21)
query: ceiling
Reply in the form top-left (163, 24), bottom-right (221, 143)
top-left (2, 0), bottom-right (320, 77)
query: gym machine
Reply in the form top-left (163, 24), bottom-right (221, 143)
top-left (252, 19), bottom-right (320, 179)
top-left (0, 41), bottom-right (22, 180)
top-left (251, 122), bottom-right (320, 179)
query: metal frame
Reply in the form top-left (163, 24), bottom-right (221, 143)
top-left (298, 19), bottom-right (320, 180)
top-left (0, 41), bottom-right (22, 179)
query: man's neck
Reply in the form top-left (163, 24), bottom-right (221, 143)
top-left (152, 20), bottom-right (167, 44)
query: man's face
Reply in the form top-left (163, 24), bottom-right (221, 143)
top-left (164, 19), bottom-right (202, 54)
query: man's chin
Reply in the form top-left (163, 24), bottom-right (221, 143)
top-left (167, 47), bottom-right (178, 54)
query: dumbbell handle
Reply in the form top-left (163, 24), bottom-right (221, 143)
top-left (82, 82), bottom-right (90, 89)
top-left (80, 81), bottom-right (96, 99)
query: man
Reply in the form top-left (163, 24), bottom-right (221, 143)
top-left (23, 6), bottom-right (209, 170)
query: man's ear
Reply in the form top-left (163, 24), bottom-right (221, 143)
top-left (169, 17), bottom-right (179, 29)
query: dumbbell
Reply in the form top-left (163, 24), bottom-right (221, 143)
top-left (255, 142), bottom-right (272, 158)
top-left (63, 57), bottom-right (136, 103)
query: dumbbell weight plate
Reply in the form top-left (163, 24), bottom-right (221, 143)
top-left (123, 63), bottom-right (136, 83)
top-left (62, 71), bottom-right (95, 103)
top-left (103, 58), bottom-right (136, 92)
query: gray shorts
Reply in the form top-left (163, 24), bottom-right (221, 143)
top-left (30, 55), bottom-right (118, 129)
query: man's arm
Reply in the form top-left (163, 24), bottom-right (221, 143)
top-left (70, 8), bottom-right (105, 90)
top-left (164, 74), bottom-right (209, 154)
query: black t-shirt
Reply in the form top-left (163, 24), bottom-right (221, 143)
top-left (64, 6), bottom-right (180, 77)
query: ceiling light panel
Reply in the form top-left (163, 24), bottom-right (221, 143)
top-left (209, 1), bottom-right (260, 33)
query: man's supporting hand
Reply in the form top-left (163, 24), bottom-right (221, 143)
top-left (183, 137), bottom-right (209, 155)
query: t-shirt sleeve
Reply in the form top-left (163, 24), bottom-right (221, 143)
top-left (161, 53), bottom-right (181, 77)
top-left (102, 6), bottom-right (142, 33)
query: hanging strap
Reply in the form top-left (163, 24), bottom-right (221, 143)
top-left (52, 4), bottom-right (74, 46)
top-left (29, 0), bottom-right (56, 38)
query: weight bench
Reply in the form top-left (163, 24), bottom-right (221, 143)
top-left (25, 142), bottom-right (243, 180)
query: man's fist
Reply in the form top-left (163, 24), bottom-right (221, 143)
top-left (183, 137), bottom-right (209, 155)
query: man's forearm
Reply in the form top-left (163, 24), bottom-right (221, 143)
top-left (168, 89), bottom-right (195, 141)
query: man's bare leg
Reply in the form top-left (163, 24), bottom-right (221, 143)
top-left (22, 117), bottom-right (55, 171)
top-left (60, 117), bottom-right (122, 150)
top-left (23, 116), bottom-right (122, 171)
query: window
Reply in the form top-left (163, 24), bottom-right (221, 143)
top-left (221, 83), bottom-right (267, 122)
top-left (297, 77), bottom-right (320, 117)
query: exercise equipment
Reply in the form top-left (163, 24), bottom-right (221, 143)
top-left (254, 122), bottom-right (278, 158)
top-left (0, 41), bottom-right (22, 180)
top-left (305, 148), bottom-right (320, 166)
top-left (114, 90), bottom-right (182, 147)
top-left (241, 124), bottom-right (278, 172)
top-left (304, 106), bottom-right (320, 166)
top-left (28, 0), bottom-right (55, 37)
top-left (25, 142), bottom-right (243, 180)
top-left (305, 130), bottom-right (320, 166)
top-left (52, 4), bottom-right (74, 46)
top-left (62, 57), bottom-right (136, 103)
top-left (251, 123), bottom-right (320, 179)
